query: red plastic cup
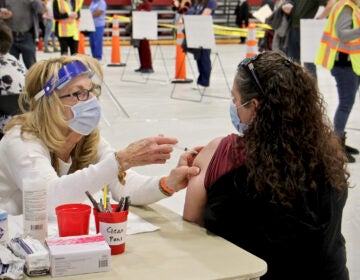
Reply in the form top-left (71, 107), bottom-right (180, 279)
top-left (55, 203), bottom-right (91, 237)
top-left (93, 204), bottom-right (128, 255)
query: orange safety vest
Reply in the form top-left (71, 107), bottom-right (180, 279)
top-left (55, 0), bottom-right (83, 39)
top-left (315, 0), bottom-right (360, 74)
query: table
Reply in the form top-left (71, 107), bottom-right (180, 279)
top-left (27, 204), bottom-right (267, 280)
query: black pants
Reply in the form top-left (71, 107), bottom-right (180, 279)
top-left (58, 36), bottom-right (79, 55)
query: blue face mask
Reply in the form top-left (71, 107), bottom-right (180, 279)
top-left (66, 97), bottom-right (101, 135)
top-left (230, 100), bottom-right (248, 135)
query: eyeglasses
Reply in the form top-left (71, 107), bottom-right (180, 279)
top-left (59, 84), bottom-right (101, 102)
top-left (238, 55), bottom-right (265, 95)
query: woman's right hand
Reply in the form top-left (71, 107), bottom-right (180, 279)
top-left (0, 8), bottom-right (12, 19)
top-left (282, 3), bottom-right (293, 14)
top-left (68, 12), bottom-right (77, 19)
top-left (115, 136), bottom-right (178, 170)
top-left (173, 0), bottom-right (180, 8)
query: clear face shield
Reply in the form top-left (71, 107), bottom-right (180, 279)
top-left (34, 61), bottom-right (95, 101)
top-left (32, 59), bottom-right (123, 130)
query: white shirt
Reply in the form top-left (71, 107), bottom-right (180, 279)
top-left (0, 126), bottom-right (167, 218)
top-left (43, 1), bottom-right (54, 20)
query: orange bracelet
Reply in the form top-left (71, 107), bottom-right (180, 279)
top-left (159, 176), bottom-right (175, 196)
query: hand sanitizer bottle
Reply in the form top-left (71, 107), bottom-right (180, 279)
top-left (22, 174), bottom-right (48, 242)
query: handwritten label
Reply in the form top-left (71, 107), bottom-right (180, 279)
top-left (99, 221), bottom-right (127, 245)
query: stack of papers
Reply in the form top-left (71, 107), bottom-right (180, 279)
top-left (8, 212), bottom-right (159, 238)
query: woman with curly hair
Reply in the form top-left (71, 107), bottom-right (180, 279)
top-left (0, 55), bottom-right (200, 217)
top-left (183, 51), bottom-right (349, 279)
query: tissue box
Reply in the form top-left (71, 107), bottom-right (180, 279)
top-left (45, 234), bottom-right (111, 277)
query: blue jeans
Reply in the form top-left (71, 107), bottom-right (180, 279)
top-left (196, 49), bottom-right (211, 87)
top-left (10, 31), bottom-right (36, 69)
top-left (89, 25), bottom-right (105, 60)
top-left (287, 27), bottom-right (317, 80)
top-left (331, 65), bottom-right (360, 137)
top-left (44, 19), bottom-right (56, 49)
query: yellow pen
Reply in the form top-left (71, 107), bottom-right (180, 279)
top-left (103, 186), bottom-right (107, 210)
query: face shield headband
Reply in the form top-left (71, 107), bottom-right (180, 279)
top-left (34, 61), bottom-right (94, 101)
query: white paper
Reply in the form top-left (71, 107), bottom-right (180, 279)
top-left (79, 9), bottom-right (95, 32)
top-left (252, 4), bottom-right (273, 24)
top-left (132, 11), bottom-right (158, 40)
top-left (184, 15), bottom-right (216, 50)
top-left (126, 212), bottom-right (159, 234)
top-left (300, 19), bottom-right (327, 63)
top-left (8, 211), bottom-right (159, 239)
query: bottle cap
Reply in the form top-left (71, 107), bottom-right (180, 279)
top-left (0, 209), bottom-right (8, 219)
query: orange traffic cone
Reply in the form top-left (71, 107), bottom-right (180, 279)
top-left (171, 19), bottom-right (193, 84)
top-left (108, 14), bottom-right (126, 67)
top-left (245, 22), bottom-right (257, 58)
top-left (77, 32), bottom-right (86, 54)
top-left (38, 37), bottom-right (43, 51)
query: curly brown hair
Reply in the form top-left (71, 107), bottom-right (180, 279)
top-left (235, 51), bottom-right (349, 207)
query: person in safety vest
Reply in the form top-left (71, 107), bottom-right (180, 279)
top-left (315, 0), bottom-right (360, 163)
top-left (282, 0), bottom-right (335, 80)
top-left (53, 0), bottom-right (84, 55)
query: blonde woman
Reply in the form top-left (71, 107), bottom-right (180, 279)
top-left (0, 55), bottom-right (200, 217)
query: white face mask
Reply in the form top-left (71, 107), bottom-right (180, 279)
top-left (66, 97), bottom-right (101, 135)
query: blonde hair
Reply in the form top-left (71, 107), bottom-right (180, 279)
top-left (4, 55), bottom-right (103, 174)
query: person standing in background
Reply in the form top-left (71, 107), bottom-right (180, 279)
top-left (89, 0), bottom-right (106, 61)
top-left (267, 0), bottom-right (290, 53)
top-left (282, 0), bottom-right (335, 79)
top-left (172, 0), bottom-right (191, 24)
top-left (1, 0), bottom-right (44, 69)
top-left (43, 0), bottom-right (60, 53)
top-left (234, 0), bottom-right (249, 44)
top-left (134, 0), bottom-right (154, 74)
top-left (315, 0), bottom-right (360, 163)
top-left (53, 0), bottom-right (83, 55)
top-left (187, 0), bottom-right (217, 88)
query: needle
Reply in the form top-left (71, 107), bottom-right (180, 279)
top-left (173, 144), bottom-right (198, 154)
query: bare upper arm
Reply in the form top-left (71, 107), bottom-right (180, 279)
top-left (183, 137), bottom-right (223, 226)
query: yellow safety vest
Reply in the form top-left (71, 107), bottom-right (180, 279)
top-left (56, 0), bottom-right (83, 40)
top-left (315, 0), bottom-right (360, 74)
